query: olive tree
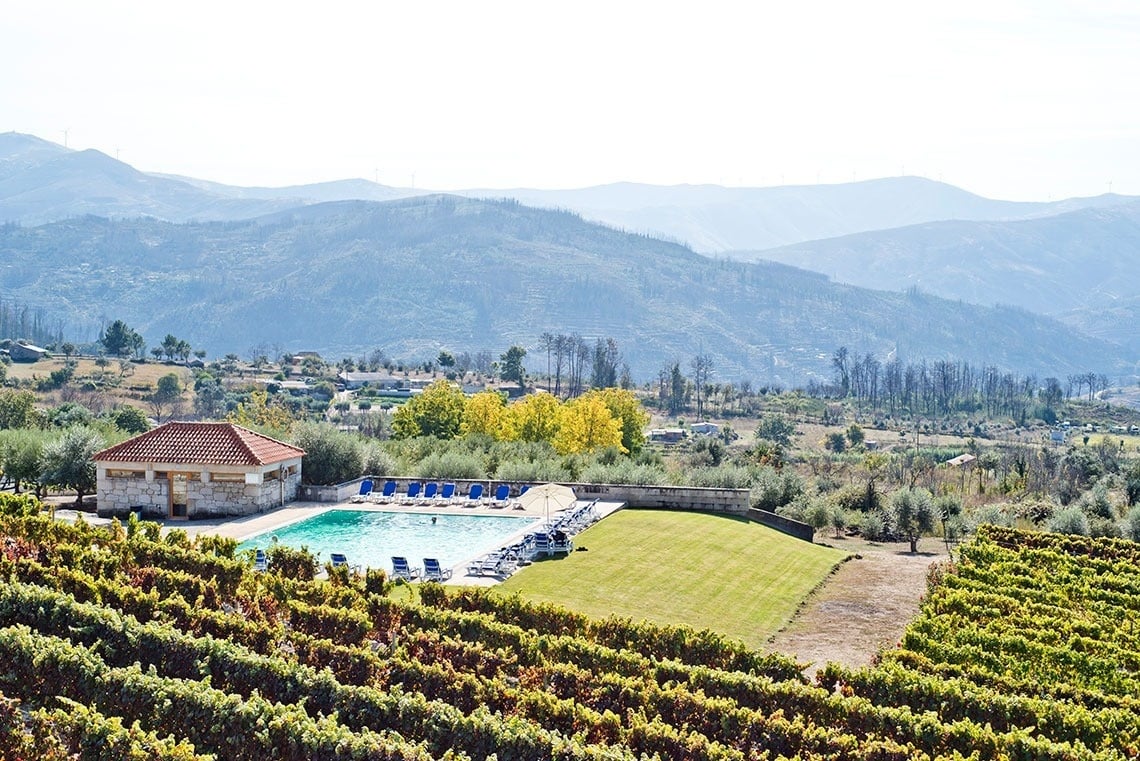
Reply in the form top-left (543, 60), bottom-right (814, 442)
top-left (890, 486), bottom-right (936, 553)
top-left (40, 426), bottom-right (105, 507)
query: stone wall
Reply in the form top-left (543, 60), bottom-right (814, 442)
top-left (97, 477), bottom-right (168, 518)
top-left (98, 470), bottom-right (302, 519)
top-left (747, 508), bottom-right (816, 542)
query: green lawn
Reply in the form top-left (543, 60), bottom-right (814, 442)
top-left (497, 509), bottom-right (849, 650)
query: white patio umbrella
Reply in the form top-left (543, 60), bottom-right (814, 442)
top-left (516, 483), bottom-right (577, 522)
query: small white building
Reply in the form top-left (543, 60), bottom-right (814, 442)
top-left (689, 421), bottom-right (720, 436)
top-left (8, 342), bottom-right (47, 362)
top-left (94, 421), bottom-right (304, 520)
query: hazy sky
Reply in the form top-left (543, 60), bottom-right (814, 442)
top-left (4, 1), bottom-right (1138, 200)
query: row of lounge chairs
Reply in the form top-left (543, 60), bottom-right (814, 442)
top-left (351, 480), bottom-right (529, 509)
top-left (391, 556), bottom-right (453, 582)
top-left (467, 500), bottom-right (601, 577)
top-left (253, 549), bottom-right (449, 582)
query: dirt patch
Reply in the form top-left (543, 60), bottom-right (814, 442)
top-left (768, 537), bottom-right (947, 673)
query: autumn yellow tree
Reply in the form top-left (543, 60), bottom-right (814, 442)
top-left (583, 387), bottom-right (649, 454)
top-left (391, 379), bottom-right (465, 439)
top-left (552, 395), bottom-right (623, 455)
top-left (503, 392), bottom-right (563, 444)
top-left (462, 390), bottom-right (507, 439)
top-left (227, 389), bottom-right (293, 438)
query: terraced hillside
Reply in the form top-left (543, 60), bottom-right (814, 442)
top-left (0, 495), bottom-right (1136, 759)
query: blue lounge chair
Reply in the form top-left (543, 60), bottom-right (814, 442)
top-left (391, 556), bottom-right (421, 581)
top-left (531, 533), bottom-right (552, 557)
top-left (329, 552), bottom-right (359, 573)
top-left (418, 482), bottom-right (439, 504)
top-left (371, 480), bottom-right (398, 503)
top-left (253, 549), bottom-right (268, 572)
top-left (350, 479), bottom-right (373, 503)
top-left (461, 483), bottom-right (484, 507)
top-left (488, 483), bottom-right (511, 508)
top-left (422, 557), bottom-right (452, 581)
top-left (550, 530), bottom-right (573, 554)
top-left (400, 482), bottom-right (423, 504)
top-left (436, 482), bottom-right (456, 504)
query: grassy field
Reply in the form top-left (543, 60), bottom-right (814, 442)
top-left (497, 509), bottom-right (849, 650)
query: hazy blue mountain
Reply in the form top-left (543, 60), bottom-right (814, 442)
top-left (456, 178), bottom-right (1137, 252)
top-left (0, 195), bottom-right (1123, 383)
top-left (730, 203), bottom-right (1140, 332)
top-left (5, 133), bottom-right (1137, 254)
top-left (149, 174), bottom-right (426, 204)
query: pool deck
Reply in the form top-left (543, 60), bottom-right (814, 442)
top-left (53, 496), bottom-right (625, 586)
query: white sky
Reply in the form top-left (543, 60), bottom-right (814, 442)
top-left (4, 0), bottom-right (1139, 200)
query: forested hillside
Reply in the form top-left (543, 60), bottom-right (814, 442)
top-left (0, 195), bottom-right (1122, 382)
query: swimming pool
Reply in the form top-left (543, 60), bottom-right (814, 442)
top-left (238, 509), bottom-right (539, 573)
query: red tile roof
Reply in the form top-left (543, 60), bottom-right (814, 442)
top-left (94, 422), bottom-right (305, 467)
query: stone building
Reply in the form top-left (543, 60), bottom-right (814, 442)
top-left (94, 421), bottom-right (305, 519)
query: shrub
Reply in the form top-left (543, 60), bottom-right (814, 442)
top-left (580, 461), bottom-right (667, 485)
top-left (416, 450), bottom-right (485, 480)
top-left (267, 543), bottom-right (317, 581)
top-left (1048, 506), bottom-right (1089, 536)
top-left (291, 421), bottom-right (362, 486)
top-left (860, 510), bottom-right (891, 542)
top-left (688, 464), bottom-right (753, 489)
top-left (1123, 506), bottom-right (1140, 542)
top-left (364, 568), bottom-right (390, 597)
top-left (493, 458), bottom-right (568, 483)
top-left (750, 466), bottom-right (803, 511)
top-left (360, 444), bottom-right (397, 478)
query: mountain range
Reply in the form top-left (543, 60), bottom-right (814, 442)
top-left (5, 132), bottom-right (1136, 252)
top-left (0, 131), bottom-right (1136, 383)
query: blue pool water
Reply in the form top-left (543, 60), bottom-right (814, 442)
top-left (238, 509), bottom-right (539, 573)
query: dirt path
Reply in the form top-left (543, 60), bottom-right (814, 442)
top-left (768, 537), bottom-right (947, 673)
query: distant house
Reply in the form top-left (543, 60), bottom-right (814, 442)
top-left (649, 428), bottom-right (686, 443)
top-left (338, 371), bottom-right (406, 390)
top-left (945, 453), bottom-right (976, 468)
top-left (94, 421), bottom-right (305, 520)
top-left (8, 342), bottom-right (46, 362)
top-left (689, 421), bottom-right (720, 436)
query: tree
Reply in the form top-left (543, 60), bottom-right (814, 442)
top-left (0, 429), bottom-right (49, 495)
top-left (461, 390), bottom-right (507, 438)
top-left (226, 389), bottom-right (293, 436)
top-left (59, 342), bottom-right (76, 358)
top-left (846, 424), bottom-right (865, 448)
top-left (111, 405), bottom-right (150, 434)
top-left (149, 373), bottom-right (184, 422)
top-left (755, 413), bottom-right (797, 447)
top-left (40, 426), bottom-right (105, 507)
top-left (161, 334), bottom-right (180, 361)
top-left (290, 421), bottom-right (362, 486)
top-left (499, 346), bottom-right (527, 388)
top-left (690, 354), bottom-right (714, 419)
top-left (590, 338), bottom-right (621, 389)
top-left (193, 374), bottom-right (227, 419)
top-left (890, 487), bottom-right (936, 553)
top-left (503, 392), bottom-right (562, 444)
top-left (584, 387), bottom-right (648, 454)
top-left (823, 432), bottom-right (847, 453)
top-left (100, 320), bottom-right (143, 358)
top-left (437, 350), bottom-right (456, 369)
top-left (0, 390), bottom-right (36, 430)
top-left (390, 380), bottom-right (465, 440)
top-left (553, 395), bottom-right (622, 455)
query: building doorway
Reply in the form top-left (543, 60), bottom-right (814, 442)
top-left (169, 472), bottom-right (190, 519)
